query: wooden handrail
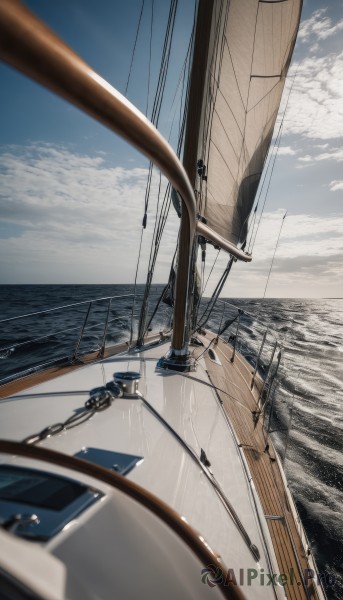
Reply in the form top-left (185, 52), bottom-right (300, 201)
top-left (0, 0), bottom-right (250, 357)
top-left (0, 0), bottom-right (195, 352)
top-left (0, 439), bottom-right (247, 600)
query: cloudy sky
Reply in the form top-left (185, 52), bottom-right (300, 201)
top-left (0, 0), bottom-right (342, 298)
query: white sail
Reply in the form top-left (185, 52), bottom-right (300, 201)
top-left (186, 0), bottom-right (302, 248)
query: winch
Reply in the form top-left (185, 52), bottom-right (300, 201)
top-left (112, 371), bottom-right (141, 397)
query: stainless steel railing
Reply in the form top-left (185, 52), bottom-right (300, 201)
top-left (0, 0), bottom-right (251, 358)
top-left (199, 299), bottom-right (296, 461)
top-left (0, 286), bottom-right (177, 385)
top-left (0, 292), bottom-right (172, 385)
top-left (201, 298), bottom-right (298, 463)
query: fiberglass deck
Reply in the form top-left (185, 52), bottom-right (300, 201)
top-left (0, 333), bottom-right (323, 600)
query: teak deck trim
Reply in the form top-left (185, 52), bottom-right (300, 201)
top-left (203, 334), bottom-right (322, 600)
top-left (0, 343), bottom-right (127, 399)
top-left (0, 333), bottom-right (161, 399)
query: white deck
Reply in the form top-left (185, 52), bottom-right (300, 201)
top-left (0, 341), bottom-right (281, 599)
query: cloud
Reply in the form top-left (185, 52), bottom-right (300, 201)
top-left (250, 211), bottom-right (343, 258)
top-left (299, 9), bottom-right (343, 43)
top-left (211, 211), bottom-right (343, 298)
top-left (309, 43), bottom-right (319, 54)
top-left (0, 144), bottom-right (179, 283)
top-left (283, 51), bottom-right (343, 140)
top-left (297, 147), bottom-right (343, 164)
top-left (0, 145), bottom-right (342, 297)
top-left (277, 146), bottom-right (298, 156)
top-left (329, 180), bottom-right (343, 192)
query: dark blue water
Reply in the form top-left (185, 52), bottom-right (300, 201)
top-left (0, 285), bottom-right (342, 599)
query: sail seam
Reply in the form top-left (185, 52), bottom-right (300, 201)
top-left (230, 0), bottom-right (259, 247)
top-left (201, 0), bottom-right (229, 219)
top-left (223, 35), bottom-right (245, 111)
top-left (247, 79), bottom-right (281, 113)
top-left (209, 139), bottom-right (236, 184)
top-left (249, 59), bottom-right (300, 253)
top-left (250, 74), bottom-right (281, 78)
top-left (213, 106), bottom-right (240, 160)
top-left (212, 78), bottom-right (244, 140)
top-left (206, 185), bottom-right (235, 212)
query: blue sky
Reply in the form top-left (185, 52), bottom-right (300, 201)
top-left (0, 0), bottom-right (342, 297)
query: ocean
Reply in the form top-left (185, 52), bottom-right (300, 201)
top-left (0, 284), bottom-right (342, 599)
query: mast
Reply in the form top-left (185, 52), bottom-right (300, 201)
top-left (170, 0), bottom-right (302, 362)
top-left (169, 0), bottom-right (214, 360)
top-left (182, 0), bottom-right (214, 189)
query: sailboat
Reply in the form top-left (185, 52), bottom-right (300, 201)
top-left (0, 1), bottom-right (328, 599)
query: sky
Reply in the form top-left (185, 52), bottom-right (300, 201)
top-left (0, 0), bottom-right (342, 298)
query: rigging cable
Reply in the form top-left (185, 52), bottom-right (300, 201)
top-left (145, 246), bottom-right (178, 333)
top-left (137, 1), bottom-right (199, 344)
top-left (202, 248), bottom-right (221, 297)
top-left (146, 0), bottom-right (155, 118)
top-left (124, 0), bottom-right (145, 96)
top-left (248, 122), bottom-right (284, 254)
top-left (167, 18), bottom-right (195, 150)
top-left (138, 28), bottom-right (194, 341)
top-left (258, 211), bottom-right (287, 318)
top-left (246, 125), bottom-right (282, 253)
top-left (247, 62), bottom-right (300, 254)
top-left (197, 255), bottom-right (235, 329)
top-left (130, 0), bottom-right (178, 346)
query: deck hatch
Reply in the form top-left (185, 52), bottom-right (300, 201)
top-left (0, 465), bottom-right (101, 541)
top-left (74, 447), bottom-right (143, 475)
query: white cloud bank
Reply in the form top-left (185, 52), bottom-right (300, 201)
top-left (280, 7), bottom-right (343, 142)
top-left (298, 148), bottom-right (343, 164)
top-left (212, 211), bottom-right (343, 298)
top-left (0, 123), bottom-right (343, 297)
top-left (0, 145), bottom-right (342, 296)
top-left (284, 51), bottom-right (343, 140)
top-left (299, 9), bottom-right (343, 43)
top-left (0, 144), bottom-right (178, 284)
top-left (329, 180), bottom-right (343, 192)
top-left (277, 146), bottom-right (298, 156)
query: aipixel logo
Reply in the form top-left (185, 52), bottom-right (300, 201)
top-left (201, 565), bottom-right (336, 588)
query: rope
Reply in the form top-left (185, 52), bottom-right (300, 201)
top-left (248, 123), bottom-right (284, 253)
